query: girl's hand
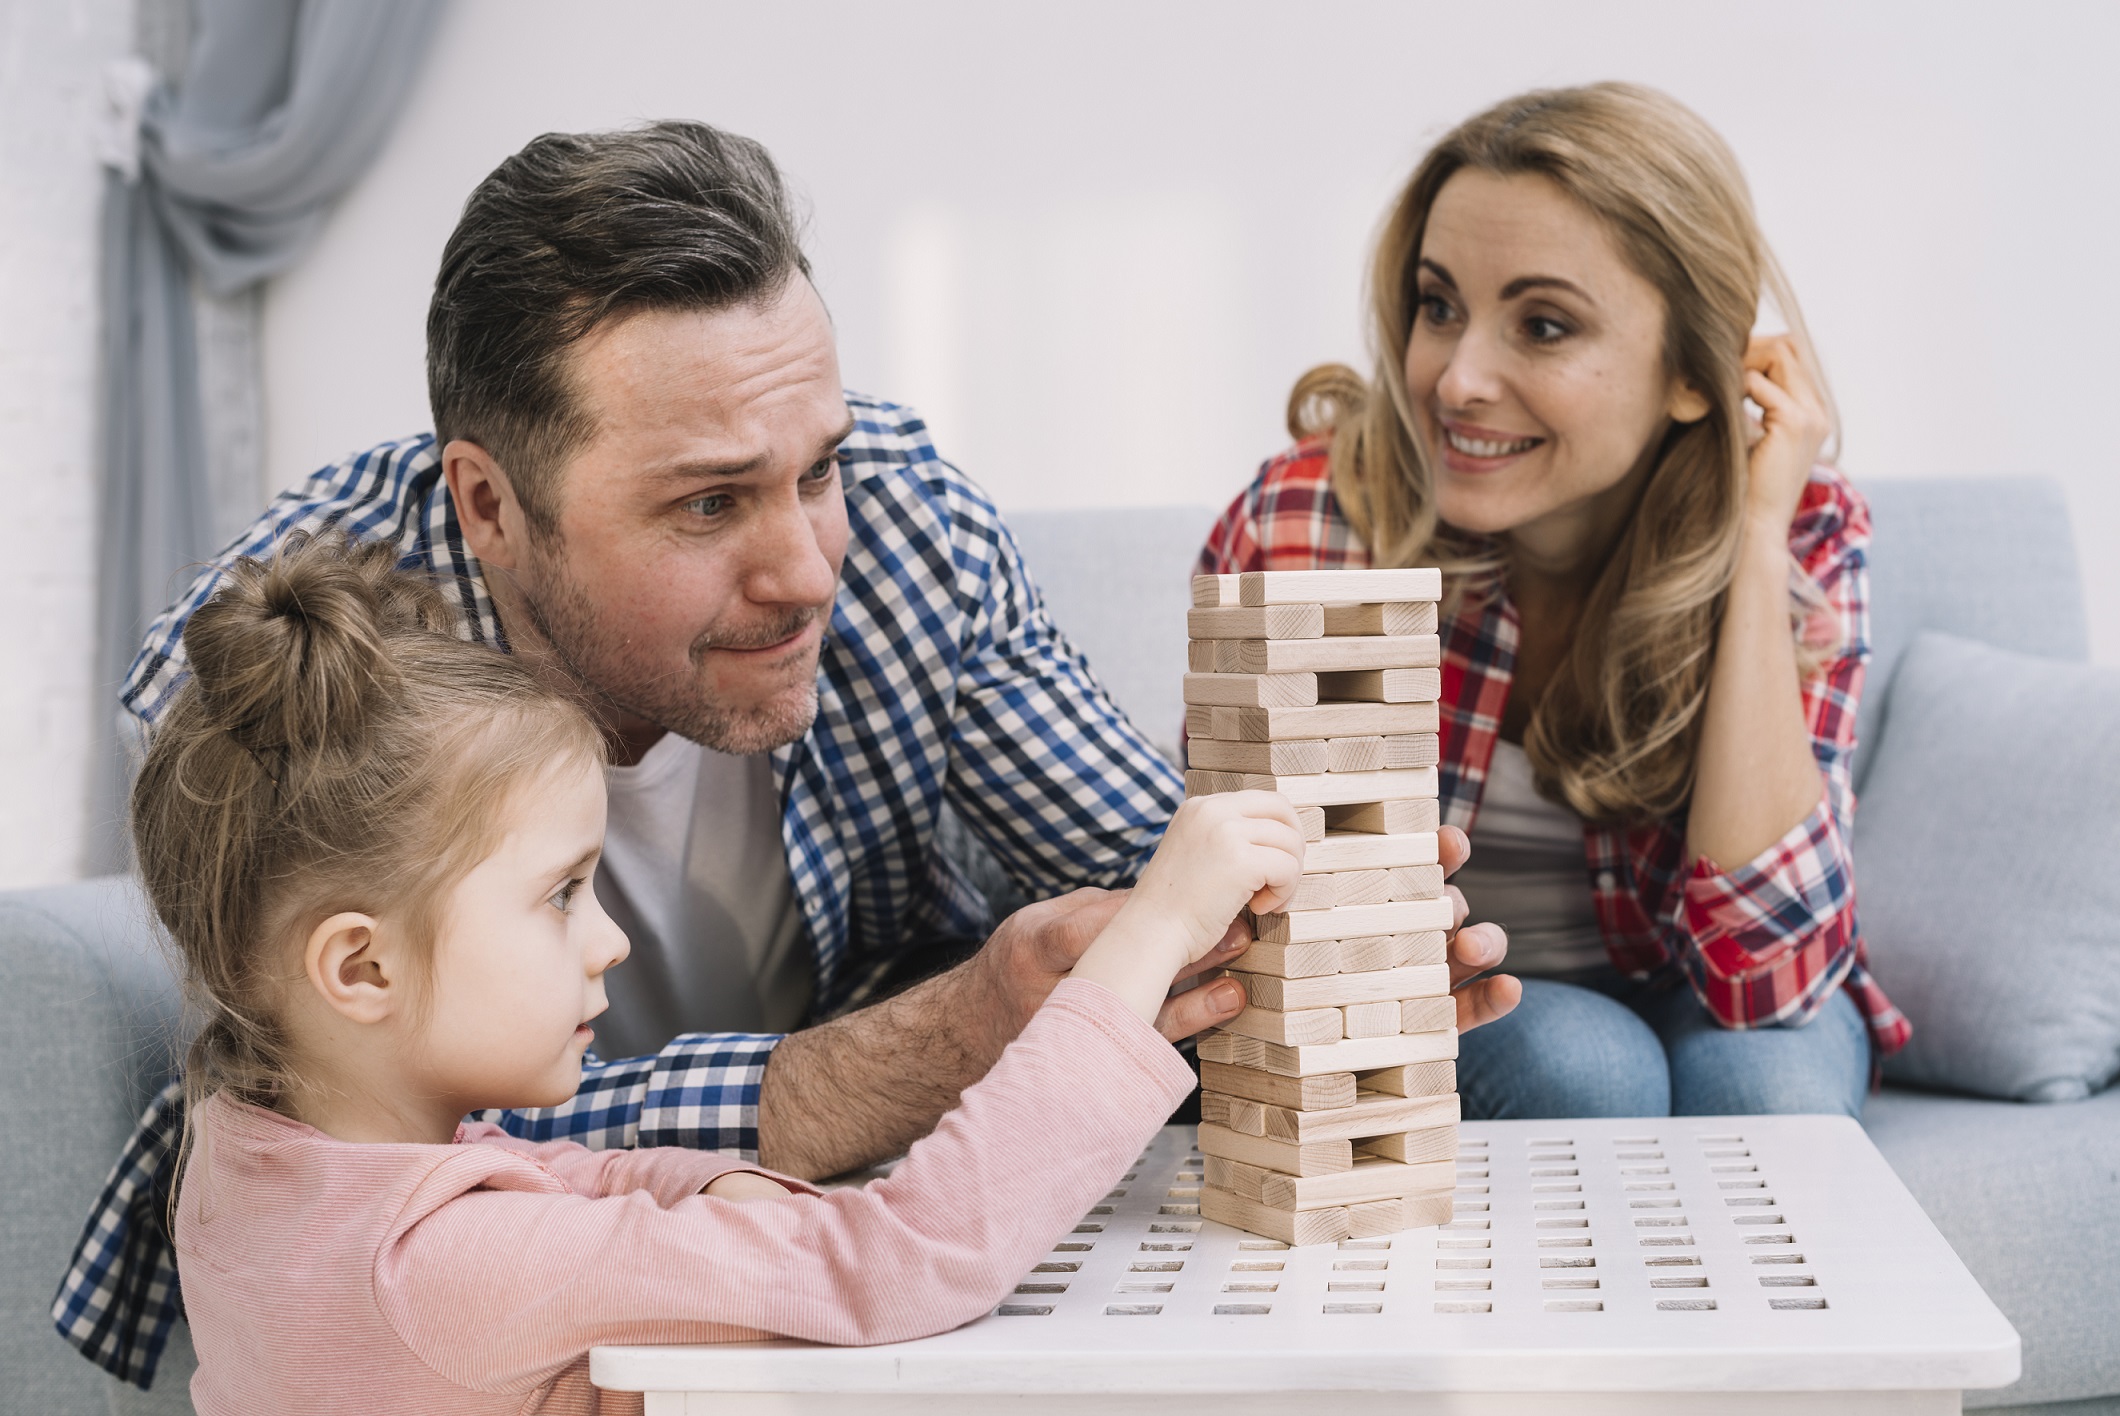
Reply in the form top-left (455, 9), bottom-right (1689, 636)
top-left (1124, 791), bottom-right (1306, 965)
top-left (1741, 333), bottom-right (1832, 532)
top-left (704, 1170), bottom-right (793, 1202)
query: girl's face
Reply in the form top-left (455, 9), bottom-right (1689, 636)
top-left (1404, 169), bottom-right (1706, 548)
top-left (415, 752), bottom-right (631, 1115)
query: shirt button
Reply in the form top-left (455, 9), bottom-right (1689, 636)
top-left (1596, 871), bottom-right (1617, 891)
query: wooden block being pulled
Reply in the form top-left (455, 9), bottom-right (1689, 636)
top-left (1192, 573), bottom-right (1241, 608)
top-left (1227, 937), bottom-right (1340, 978)
top-left (1385, 863), bottom-right (1447, 900)
top-left (1361, 1123), bottom-right (1460, 1164)
top-left (1382, 733), bottom-right (1441, 770)
top-left (1237, 569), bottom-right (1442, 606)
top-left (1183, 672), bottom-right (1317, 708)
top-left (1319, 667), bottom-right (1443, 703)
top-left (1246, 1088), bottom-right (1460, 1144)
top-left (1186, 737), bottom-right (1328, 776)
top-left (1327, 798), bottom-right (1440, 834)
top-left (1362, 1059), bottom-right (1457, 1098)
top-left (1200, 1183), bottom-right (1350, 1245)
top-left (1187, 603), bottom-right (1324, 640)
top-left (1215, 634), bottom-right (1440, 675)
top-left (1348, 1189), bottom-right (1454, 1237)
top-left (1402, 996), bottom-right (1456, 1033)
top-left (1187, 640), bottom-right (1217, 672)
top-left (1324, 601), bottom-right (1439, 636)
top-left (1199, 766), bottom-right (1438, 809)
top-left (1185, 705), bottom-right (1217, 740)
top-left (1199, 1058), bottom-right (1356, 1109)
top-left (1304, 831), bottom-right (1438, 872)
top-left (1341, 1000), bottom-right (1402, 1038)
top-left (1210, 701), bottom-right (1439, 741)
top-left (1232, 962), bottom-right (1451, 1011)
top-left (1326, 735), bottom-right (1385, 772)
top-left (1210, 1154), bottom-right (1457, 1211)
top-left (1222, 1003), bottom-right (1343, 1046)
top-left (1285, 873), bottom-right (1338, 912)
top-left (1199, 1026), bottom-right (1458, 1077)
top-left (1251, 895), bottom-right (1454, 945)
top-left (1197, 1120), bottom-right (1353, 1175)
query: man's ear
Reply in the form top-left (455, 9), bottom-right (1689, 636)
top-left (1667, 381), bottom-right (1712, 425)
top-left (303, 912), bottom-right (401, 1026)
top-left (442, 439), bottom-right (531, 573)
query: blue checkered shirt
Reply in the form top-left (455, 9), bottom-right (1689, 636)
top-left (53, 394), bottom-right (1183, 1387)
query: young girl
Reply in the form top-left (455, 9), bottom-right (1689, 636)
top-left (135, 532), bottom-right (1303, 1415)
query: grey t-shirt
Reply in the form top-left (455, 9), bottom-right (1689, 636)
top-left (1452, 740), bottom-right (1608, 979)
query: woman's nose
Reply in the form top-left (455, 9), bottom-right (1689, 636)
top-left (1435, 326), bottom-right (1504, 410)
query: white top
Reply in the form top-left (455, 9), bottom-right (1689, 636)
top-left (591, 731), bottom-right (813, 1059)
top-left (1451, 739), bottom-right (1607, 978)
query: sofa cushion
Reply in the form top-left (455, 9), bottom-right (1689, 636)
top-left (1857, 631), bottom-right (2120, 1102)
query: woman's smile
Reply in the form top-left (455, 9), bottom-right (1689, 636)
top-left (1437, 417), bottom-right (1546, 473)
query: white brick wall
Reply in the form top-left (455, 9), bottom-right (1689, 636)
top-left (0, 0), bottom-right (131, 889)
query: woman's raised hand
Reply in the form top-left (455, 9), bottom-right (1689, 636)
top-left (1741, 333), bottom-right (1833, 531)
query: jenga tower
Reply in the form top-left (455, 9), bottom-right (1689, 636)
top-left (1183, 568), bottom-right (1458, 1245)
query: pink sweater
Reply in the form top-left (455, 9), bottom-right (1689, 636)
top-left (175, 978), bottom-right (1193, 1415)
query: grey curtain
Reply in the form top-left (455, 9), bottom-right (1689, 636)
top-left (91, 0), bottom-right (447, 870)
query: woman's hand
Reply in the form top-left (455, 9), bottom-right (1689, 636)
top-left (1436, 824), bottom-right (1522, 1033)
top-left (1741, 333), bottom-right (1832, 532)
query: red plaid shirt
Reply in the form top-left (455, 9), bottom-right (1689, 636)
top-left (1199, 442), bottom-right (1910, 1057)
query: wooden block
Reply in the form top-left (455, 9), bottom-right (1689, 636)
top-left (1251, 896), bottom-right (1454, 945)
top-left (1192, 573), bottom-right (1240, 608)
top-left (1199, 1091), bottom-right (1268, 1135)
top-left (1249, 1089), bottom-right (1460, 1143)
top-left (1185, 705), bottom-right (1217, 740)
top-left (1385, 863), bottom-right (1447, 900)
top-left (1211, 701), bottom-right (1439, 741)
top-left (1196, 1121), bottom-right (1353, 1175)
top-left (1187, 603), bottom-right (1325, 640)
top-left (1402, 996), bottom-right (1456, 1033)
top-left (1200, 1183), bottom-right (1350, 1245)
top-left (1186, 737), bottom-right (1329, 776)
top-left (1199, 1059), bottom-right (1356, 1110)
top-left (1227, 937), bottom-right (1340, 978)
top-left (1318, 667), bottom-right (1443, 703)
top-left (1341, 1000), bottom-right (1401, 1038)
top-left (1362, 1059), bottom-right (1458, 1099)
top-left (1186, 640), bottom-right (1218, 672)
top-left (1325, 735), bottom-right (1385, 772)
top-left (1324, 601), bottom-right (1439, 636)
top-left (1214, 634), bottom-right (1440, 675)
top-left (1313, 868), bottom-right (1392, 908)
top-left (1285, 874), bottom-right (1338, 912)
top-left (1337, 933), bottom-right (1407, 973)
top-left (1232, 962), bottom-right (1450, 1011)
top-left (1199, 1026), bottom-right (1458, 1078)
top-left (1296, 806), bottom-right (1325, 842)
top-left (1203, 1153), bottom-right (1275, 1200)
top-left (1391, 930), bottom-right (1449, 966)
top-left (1304, 831), bottom-right (1438, 872)
top-left (1361, 1123), bottom-right (1460, 1164)
top-left (1382, 733), bottom-right (1441, 770)
top-left (1348, 1189), bottom-right (1455, 1237)
top-left (1327, 798), bottom-right (1440, 834)
top-left (1260, 1156), bottom-right (1457, 1211)
top-left (1222, 1004), bottom-right (1343, 1046)
top-left (1237, 569), bottom-right (1442, 606)
top-left (1183, 672), bottom-right (1317, 708)
top-left (1200, 766), bottom-right (1437, 809)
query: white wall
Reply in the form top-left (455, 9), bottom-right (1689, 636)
top-left (0, 0), bottom-right (129, 890)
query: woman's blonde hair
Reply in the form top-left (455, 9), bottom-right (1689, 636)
top-left (131, 532), bottom-right (605, 1117)
top-left (1294, 82), bottom-right (1836, 824)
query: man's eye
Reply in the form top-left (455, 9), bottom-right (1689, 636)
top-left (684, 494), bottom-right (733, 517)
top-left (803, 455), bottom-right (839, 482)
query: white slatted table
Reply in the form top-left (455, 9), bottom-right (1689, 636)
top-left (592, 1116), bottom-right (2017, 1413)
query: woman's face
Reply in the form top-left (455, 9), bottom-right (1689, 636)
top-left (1404, 169), bottom-right (1706, 545)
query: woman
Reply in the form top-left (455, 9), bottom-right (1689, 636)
top-left (1198, 83), bottom-right (1908, 1119)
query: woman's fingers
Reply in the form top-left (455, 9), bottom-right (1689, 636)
top-left (1447, 920), bottom-right (1507, 985)
top-left (1437, 823), bottom-right (1470, 877)
top-left (1455, 972), bottom-right (1522, 1033)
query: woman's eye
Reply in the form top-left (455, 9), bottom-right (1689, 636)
top-left (1418, 293), bottom-right (1456, 326)
top-left (1524, 315), bottom-right (1571, 343)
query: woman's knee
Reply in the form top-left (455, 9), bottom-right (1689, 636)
top-left (1458, 979), bottom-right (1669, 1120)
top-left (1656, 987), bottom-right (1870, 1118)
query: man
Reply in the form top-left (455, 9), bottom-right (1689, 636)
top-left (59, 121), bottom-right (1514, 1386)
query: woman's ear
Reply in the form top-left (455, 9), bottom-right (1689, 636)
top-left (1667, 381), bottom-right (1712, 424)
top-left (303, 912), bottom-right (399, 1026)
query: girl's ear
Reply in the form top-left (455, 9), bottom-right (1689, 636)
top-left (1667, 380), bottom-right (1711, 424)
top-left (304, 912), bottom-right (398, 1025)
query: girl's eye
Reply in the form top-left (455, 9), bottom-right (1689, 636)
top-left (1524, 315), bottom-right (1571, 343)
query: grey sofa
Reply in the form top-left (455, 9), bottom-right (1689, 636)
top-left (3, 478), bottom-right (2113, 1414)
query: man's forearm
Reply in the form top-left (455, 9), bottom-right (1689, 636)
top-left (754, 954), bottom-right (1014, 1179)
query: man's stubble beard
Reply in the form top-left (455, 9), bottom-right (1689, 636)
top-left (518, 543), bottom-right (823, 757)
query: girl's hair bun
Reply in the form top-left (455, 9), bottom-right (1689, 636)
top-left (182, 530), bottom-right (456, 760)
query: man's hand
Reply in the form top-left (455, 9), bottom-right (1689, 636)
top-left (1437, 824), bottom-right (1521, 1032)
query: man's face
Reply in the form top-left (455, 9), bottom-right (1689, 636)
top-left (516, 278), bottom-right (854, 755)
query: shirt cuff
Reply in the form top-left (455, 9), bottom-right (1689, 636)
top-left (638, 1032), bottom-right (785, 1157)
top-left (1681, 787), bottom-right (1854, 980)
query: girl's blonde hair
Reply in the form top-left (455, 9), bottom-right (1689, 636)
top-left (131, 532), bottom-right (605, 1116)
top-left (1294, 82), bottom-right (1836, 824)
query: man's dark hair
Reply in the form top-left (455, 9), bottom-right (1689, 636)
top-left (426, 121), bottom-right (810, 534)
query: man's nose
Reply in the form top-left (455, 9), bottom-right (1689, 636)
top-left (739, 483), bottom-right (840, 608)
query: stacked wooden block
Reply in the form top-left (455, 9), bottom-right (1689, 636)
top-left (1184, 568), bottom-right (1459, 1246)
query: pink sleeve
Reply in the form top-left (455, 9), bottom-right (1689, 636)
top-left (458, 1126), bottom-right (815, 1208)
top-left (375, 980), bottom-right (1194, 1391)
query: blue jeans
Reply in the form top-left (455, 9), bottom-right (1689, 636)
top-left (1457, 973), bottom-right (1870, 1120)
